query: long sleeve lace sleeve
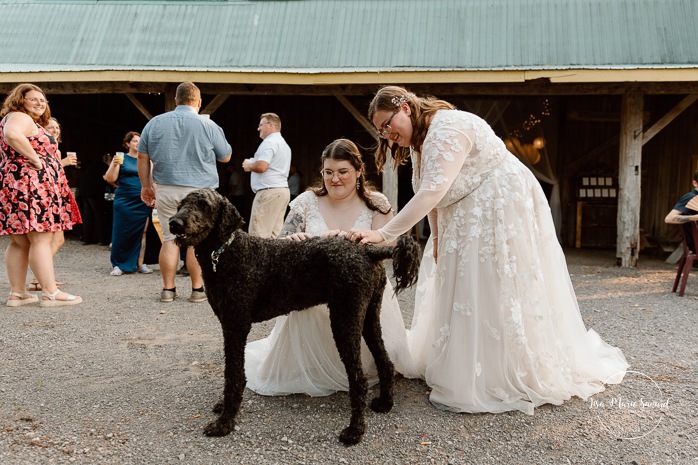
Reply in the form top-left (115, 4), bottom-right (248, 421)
top-left (378, 115), bottom-right (474, 243)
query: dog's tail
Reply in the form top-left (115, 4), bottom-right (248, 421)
top-left (366, 235), bottom-right (422, 294)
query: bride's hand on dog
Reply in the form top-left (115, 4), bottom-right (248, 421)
top-left (346, 229), bottom-right (383, 245)
top-left (321, 229), bottom-right (346, 238)
top-left (283, 232), bottom-right (314, 241)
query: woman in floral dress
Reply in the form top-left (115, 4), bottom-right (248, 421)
top-left (347, 86), bottom-right (627, 415)
top-left (0, 83), bottom-right (82, 307)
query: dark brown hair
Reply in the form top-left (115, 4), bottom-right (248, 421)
top-left (311, 138), bottom-right (390, 214)
top-left (0, 83), bottom-right (51, 127)
top-left (123, 131), bottom-right (141, 149)
top-left (367, 85), bottom-right (454, 173)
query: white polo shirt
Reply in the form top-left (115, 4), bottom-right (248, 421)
top-left (250, 132), bottom-right (292, 193)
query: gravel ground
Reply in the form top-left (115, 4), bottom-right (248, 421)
top-left (0, 236), bottom-right (696, 465)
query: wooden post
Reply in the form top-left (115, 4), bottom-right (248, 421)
top-left (164, 84), bottom-right (177, 112)
top-left (382, 149), bottom-right (398, 211)
top-left (616, 91), bottom-right (644, 267)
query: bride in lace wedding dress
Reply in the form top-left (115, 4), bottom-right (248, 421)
top-left (348, 86), bottom-right (628, 414)
top-left (244, 138), bottom-right (418, 396)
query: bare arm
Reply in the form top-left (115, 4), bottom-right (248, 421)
top-left (665, 208), bottom-right (698, 224)
top-left (103, 157), bottom-right (121, 184)
top-left (3, 113), bottom-right (42, 169)
top-left (242, 159), bottom-right (270, 173)
top-left (279, 210), bottom-right (313, 241)
top-left (137, 151), bottom-right (155, 207)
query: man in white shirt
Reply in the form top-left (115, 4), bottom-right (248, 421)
top-left (242, 113), bottom-right (291, 238)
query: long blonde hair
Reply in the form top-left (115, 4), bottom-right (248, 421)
top-left (368, 86), bottom-right (454, 173)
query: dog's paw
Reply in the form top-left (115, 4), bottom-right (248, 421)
top-left (212, 400), bottom-right (224, 414)
top-left (338, 425), bottom-right (365, 446)
top-left (370, 397), bottom-right (394, 413)
top-left (203, 418), bottom-right (235, 437)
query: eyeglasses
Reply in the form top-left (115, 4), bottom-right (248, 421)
top-left (378, 109), bottom-right (399, 139)
top-left (321, 168), bottom-right (354, 179)
top-left (25, 97), bottom-right (48, 105)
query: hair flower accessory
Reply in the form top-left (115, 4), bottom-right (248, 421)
top-left (391, 93), bottom-right (415, 108)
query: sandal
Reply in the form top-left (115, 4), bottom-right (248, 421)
top-left (40, 289), bottom-right (83, 307)
top-left (28, 281), bottom-right (65, 291)
top-left (6, 291), bottom-right (39, 307)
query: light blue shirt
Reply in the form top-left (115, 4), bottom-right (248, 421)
top-left (250, 132), bottom-right (292, 193)
top-left (138, 106), bottom-right (232, 188)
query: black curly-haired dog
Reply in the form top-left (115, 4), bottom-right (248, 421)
top-left (169, 188), bottom-right (421, 445)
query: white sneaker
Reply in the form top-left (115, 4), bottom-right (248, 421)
top-left (110, 266), bottom-right (123, 276)
top-left (138, 264), bottom-right (153, 274)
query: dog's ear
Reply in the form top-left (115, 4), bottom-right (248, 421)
top-left (216, 194), bottom-right (245, 241)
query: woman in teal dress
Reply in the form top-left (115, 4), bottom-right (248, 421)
top-left (105, 131), bottom-right (161, 275)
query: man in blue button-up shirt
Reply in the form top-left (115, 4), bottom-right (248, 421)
top-left (137, 81), bottom-right (232, 303)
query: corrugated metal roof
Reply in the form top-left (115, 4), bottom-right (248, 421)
top-left (0, 0), bottom-right (696, 74)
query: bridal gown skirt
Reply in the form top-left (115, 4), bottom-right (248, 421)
top-left (245, 281), bottom-right (418, 397)
top-left (408, 163), bottom-right (628, 415)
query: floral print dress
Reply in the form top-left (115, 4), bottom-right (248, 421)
top-left (0, 114), bottom-right (76, 235)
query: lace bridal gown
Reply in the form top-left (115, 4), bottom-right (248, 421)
top-left (377, 110), bottom-right (629, 414)
top-left (244, 191), bottom-right (418, 396)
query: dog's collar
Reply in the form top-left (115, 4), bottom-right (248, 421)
top-left (211, 232), bottom-right (235, 273)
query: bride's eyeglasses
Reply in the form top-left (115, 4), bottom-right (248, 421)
top-left (321, 168), bottom-right (354, 180)
top-left (378, 109), bottom-right (399, 139)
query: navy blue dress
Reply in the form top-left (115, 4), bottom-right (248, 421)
top-left (110, 155), bottom-right (160, 272)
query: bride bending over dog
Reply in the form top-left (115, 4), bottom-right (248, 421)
top-left (346, 86), bottom-right (629, 414)
top-left (244, 138), bottom-right (419, 396)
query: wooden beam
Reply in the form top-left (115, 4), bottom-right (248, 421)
top-left (334, 94), bottom-right (377, 138)
top-left (642, 94), bottom-right (698, 146)
top-left (5, 81), bottom-right (698, 97)
top-left (616, 91), bottom-right (644, 267)
top-left (201, 93), bottom-right (230, 116)
top-left (124, 93), bottom-right (154, 121)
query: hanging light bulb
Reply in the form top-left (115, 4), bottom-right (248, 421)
top-left (533, 137), bottom-right (546, 149)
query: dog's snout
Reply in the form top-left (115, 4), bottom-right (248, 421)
top-left (169, 216), bottom-right (184, 233)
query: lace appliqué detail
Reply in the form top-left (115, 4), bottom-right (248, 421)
top-left (433, 323), bottom-right (450, 349)
top-left (453, 301), bottom-right (473, 317)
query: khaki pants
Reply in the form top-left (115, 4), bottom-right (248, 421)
top-left (248, 187), bottom-right (290, 238)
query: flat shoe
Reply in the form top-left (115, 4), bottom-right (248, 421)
top-left (6, 292), bottom-right (39, 307)
top-left (160, 289), bottom-right (179, 302)
top-left (138, 264), bottom-right (153, 274)
top-left (189, 290), bottom-right (207, 303)
top-left (110, 266), bottom-right (123, 276)
top-left (40, 289), bottom-right (82, 307)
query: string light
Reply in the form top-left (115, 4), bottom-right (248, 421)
top-left (509, 99), bottom-right (551, 138)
